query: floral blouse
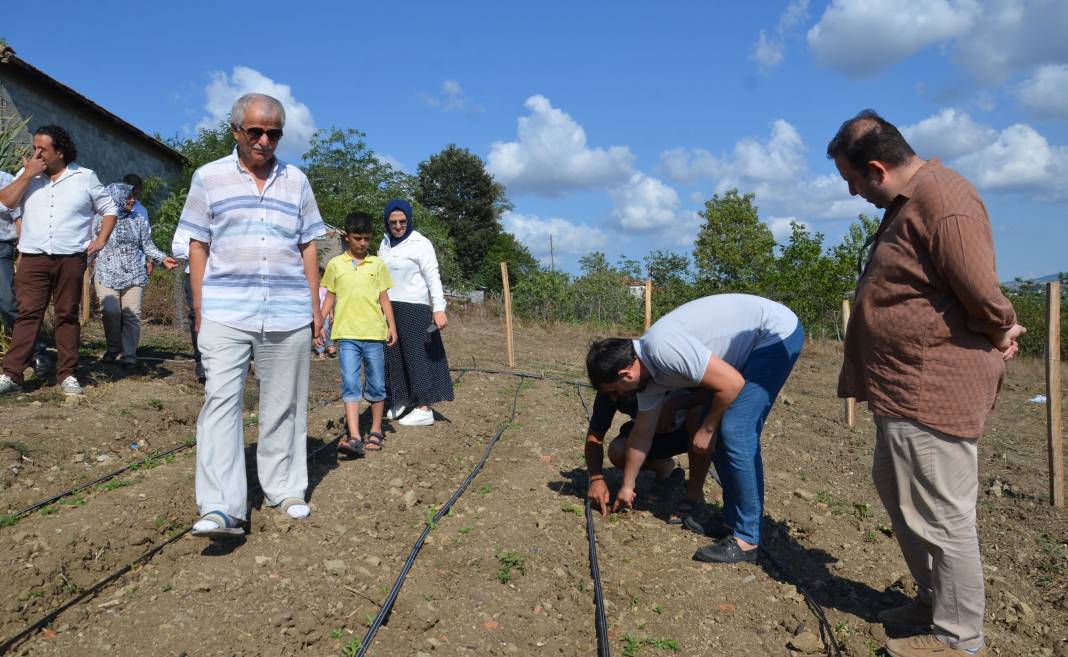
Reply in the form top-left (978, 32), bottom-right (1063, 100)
top-left (92, 211), bottom-right (167, 289)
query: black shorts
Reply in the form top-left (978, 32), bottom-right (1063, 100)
top-left (616, 420), bottom-right (689, 460)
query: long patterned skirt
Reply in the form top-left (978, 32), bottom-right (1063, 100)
top-left (384, 301), bottom-right (454, 407)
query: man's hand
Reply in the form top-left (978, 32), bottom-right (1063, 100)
top-left (611, 485), bottom-right (636, 513)
top-left (312, 311), bottom-right (323, 341)
top-left (588, 478), bottom-right (610, 517)
top-left (194, 308), bottom-right (201, 333)
top-left (161, 257), bottom-right (179, 270)
top-left (991, 324), bottom-right (1026, 361)
top-left (690, 426), bottom-right (715, 458)
top-left (22, 154), bottom-right (47, 178)
top-left (432, 311), bottom-right (448, 330)
top-left (87, 238), bottom-right (107, 256)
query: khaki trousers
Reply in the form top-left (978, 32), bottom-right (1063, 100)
top-left (873, 415), bottom-right (984, 652)
top-left (95, 282), bottom-right (144, 363)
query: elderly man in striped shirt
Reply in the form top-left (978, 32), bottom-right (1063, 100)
top-left (179, 93), bottom-right (327, 539)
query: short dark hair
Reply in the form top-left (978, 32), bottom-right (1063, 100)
top-left (122, 173), bottom-right (143, 190)
top-left (586, 338), bottom-right (636, 387)
top-left (34, 125), bottom-right (77, 163)
top-left (826, 109), bottom-right (915, 172)
top-left (344, 211), bottom-right (373, 235)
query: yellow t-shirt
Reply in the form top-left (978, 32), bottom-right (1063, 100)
top-left (322, 252), bottom-right (393, 341)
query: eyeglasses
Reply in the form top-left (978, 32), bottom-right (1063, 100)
top-left (238, 125), bottom-right (284, 142)
top-left (388, 219), bottom-right (407, 226)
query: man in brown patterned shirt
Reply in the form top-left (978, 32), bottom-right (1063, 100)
top-left (828, 110), bottom-right (1025, 657)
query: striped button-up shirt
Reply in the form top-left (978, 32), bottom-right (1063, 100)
top-left (0, 171), bottom-right (18, 242)
top-left (177, 150), bottom-right (326, 332)
top-left (10, 163), bottom-right (116, 254)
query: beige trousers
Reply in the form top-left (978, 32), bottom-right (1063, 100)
top-left (95, 283), bottom-right (144, 363)
top-left (873, 415), bottom-right (984, 651)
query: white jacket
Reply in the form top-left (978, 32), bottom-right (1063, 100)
top-left (378, 230), bottom-right (446, 312)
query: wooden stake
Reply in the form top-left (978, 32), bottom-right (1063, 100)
top-left (500, 262), bottom-right (515, 369)
top-left (842, 298), bottom-right (855, 428)
top-left (644, 279), bottom-right (652, 330)
top-left (1047, 281), bottom-right (1064, 508)
top-left (80, 269), bottom-right (90, 326)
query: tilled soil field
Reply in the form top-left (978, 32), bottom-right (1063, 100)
top-left (0, 316), bottom-right (1065, 657)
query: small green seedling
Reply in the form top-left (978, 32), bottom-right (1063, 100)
top-left (561, 503), bottom-right (581, 515)
top-left (496, 549), bottom-right (526, 584)
top-left (148, 399), bottom-right (163, 411)
top-left (477, 484), bottom-right (492, 496)
top-left (340, 636), bottom-right (361, 657)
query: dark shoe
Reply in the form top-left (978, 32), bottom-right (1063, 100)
top-left (693, 537), bottom-right (758, 563)
top-left (878, 598), bottom-right (934, 627)
top-left (101, 351), bottom-right (120, 363)
top-left (195, 363), bottom-right (206, 384)
top-left (683, 508), bottom-right (732, 539)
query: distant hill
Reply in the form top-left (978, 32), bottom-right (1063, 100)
top-left (1002, 272), bottom-right (1065, 290)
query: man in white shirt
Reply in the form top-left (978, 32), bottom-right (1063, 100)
top-left (0, 125), bottom-right (117, 396)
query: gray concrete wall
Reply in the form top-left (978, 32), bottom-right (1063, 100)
top-left (0, 72), bottom-right (182, 184)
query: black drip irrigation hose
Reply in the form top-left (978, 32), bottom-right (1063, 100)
top-left (758, 547), bottom-right (844, 657)
top-left (3, 394), bottom-right (344, 527)
top-left (5, 441), bottom-right (195, 523)
top-left (449, 366), bottom-right (593, 389)
top-left (354, 377), bottom-right (525, 657)
top-left (0, 431), bottom-right (346, 654)
top-left (575, 386), bottom-right (611, 657)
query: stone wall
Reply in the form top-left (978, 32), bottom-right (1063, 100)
top-left (0, 69), bottom-right (182, 184)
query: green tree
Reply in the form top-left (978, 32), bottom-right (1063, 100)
top-left (512, 270), bottom-right (575, 324)
top-left (475, 231), bottom-right (538, 293)
top-left (416, 144), bottom-right (511, 281)
top-left (692, 189), bottom-right (775, 294)
top-left (579, 252), bottom-right (612, 276)
top-left (643, 250), bottom-right (695, 322)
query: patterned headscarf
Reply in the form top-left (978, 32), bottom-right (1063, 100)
top-left (106, 183), bottom-right (135, 218)
top-left (384, 199), bottom-right (414, 247)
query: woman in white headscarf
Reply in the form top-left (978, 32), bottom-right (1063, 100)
top-left (92, 183), bottom-right (177, 366)
top-left (378, 199), bottom-right (453, 426)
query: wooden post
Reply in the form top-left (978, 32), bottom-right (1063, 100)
top-left (644, 279), bottom-right (652, 330)
top-left (500, 262), bottom-right (515, 369)
top-left (842, 298), bottom-right (855, 428)
top-left (1047, 281), bottom-right (1064, 508)
top-left (80, 269), bottom-right (90, 326)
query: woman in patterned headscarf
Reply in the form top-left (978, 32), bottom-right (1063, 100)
top-left (91, 183), bottom-right (178, 367)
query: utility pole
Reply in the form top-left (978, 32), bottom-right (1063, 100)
top-left (549, 234), bottom-right (555, 272)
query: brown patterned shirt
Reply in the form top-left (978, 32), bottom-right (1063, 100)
top-left (838, 158), bottom-right (1017, 439)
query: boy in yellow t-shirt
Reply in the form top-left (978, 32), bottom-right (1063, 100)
top-left (319, 212), bottom-right (397, 456)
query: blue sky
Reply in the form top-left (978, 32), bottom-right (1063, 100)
top-left (5, 1), bottom-right (1067, 279)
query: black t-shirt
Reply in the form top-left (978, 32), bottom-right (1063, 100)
top-left (587, 391), bottom-right (638, 437)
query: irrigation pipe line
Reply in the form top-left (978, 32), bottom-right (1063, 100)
top-left (575, 384), bottom-right (844, 657)
top-left (575, 385), bottom-right (612, 657)
top-left (354, 377), bottom-right (526, 657)
top-left (2, 394), bottom-right (344, 528)
top-left (449, 366), bottom-right (593, 389)
top-left (0, 430), bottom-right (347, 654)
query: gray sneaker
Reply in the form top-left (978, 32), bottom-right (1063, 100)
top-left (59, 376), bottom-right (84, 396)
top-left (0, 373), bottom-right (20, 395)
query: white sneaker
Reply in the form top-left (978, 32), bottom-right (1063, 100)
top-left (398, 407), bottom-right (434, 426)
top-left (0, 374), bottom-right (20, 395)
top-left (385, 405), bottom-right (407, 420)
top-left (60, 376), bottom-right (84, 396)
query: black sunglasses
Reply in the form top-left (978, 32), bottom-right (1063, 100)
top-left (238, 125), bottom-right (284, 142)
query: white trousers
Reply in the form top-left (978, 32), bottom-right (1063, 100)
top-left (95, 282), bottom-right (144, 362)
top-left (195, 318), bottom-right (311, 520)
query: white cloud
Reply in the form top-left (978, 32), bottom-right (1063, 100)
top-left (376, 153), bottom-right (405, 173)
top-left (609, 173), bottom-right (682, 231)
top-left (1016, 65), bottom-right (1068, 119)
top-left (954, 123), bottom-right (1068, 195)
top-left (487, 95), bottom-right (635, 196)
top-left (199, 66), bottom-right (316, 161)
top-left (661, 120), bottom-right (868, 222)
top-left (751, 0), bottom-right (810, 73)
top-left (954, 0), bottom-right (1068, 85)
top-left (807, 0), bottom-right (979, 78)
top-left (766, 216), bottom-right (810, 242)
top-left (502, 211), bottom-right (608, 262)
top-left (901, 108), bottom-right (998, 159)
top-left (420, 80), bottom-right (484, 114)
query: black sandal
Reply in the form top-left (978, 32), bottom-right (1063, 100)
top-left (337, 436), bottom-right (365, 458)
top-left (365, 432), bottom-right (385, 451)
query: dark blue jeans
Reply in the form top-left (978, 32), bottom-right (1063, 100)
top-left (712, 324), bottom-right (804, 545)
top-left (0, 240), bottom-right (16, 335)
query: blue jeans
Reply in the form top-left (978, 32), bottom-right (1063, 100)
top-left (0, 240), bottom-right (16, 335)
top-left (338, 339), bottom-right (385, 403)
top-left (711, 324), bottom-right (804, 545)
